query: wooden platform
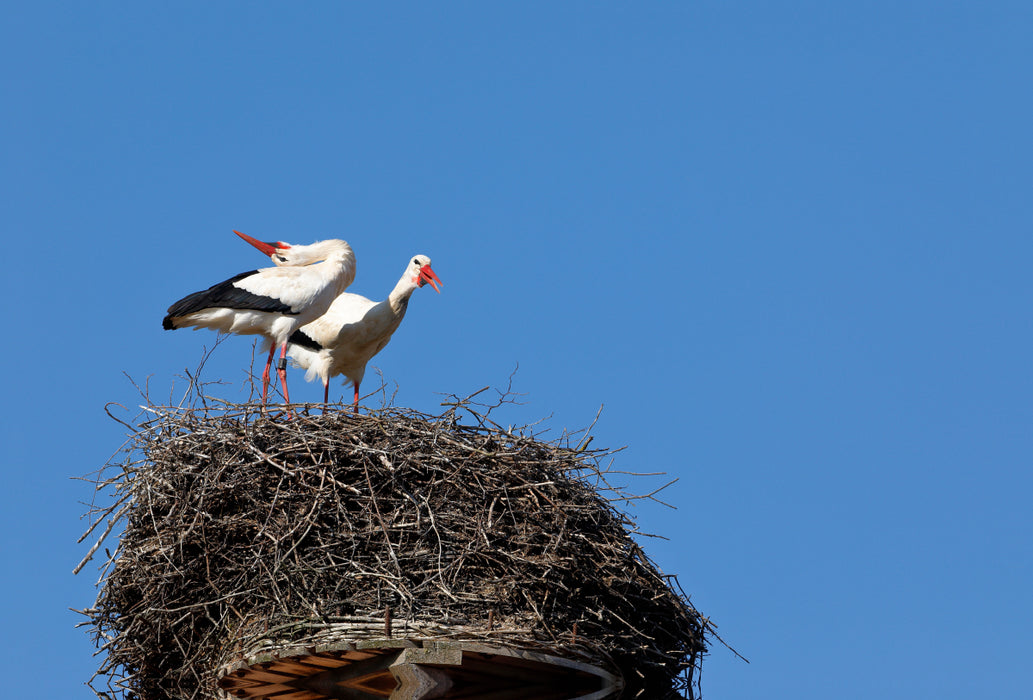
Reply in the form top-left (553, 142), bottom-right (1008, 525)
top-left (217, 639), bottom-right (622, 700)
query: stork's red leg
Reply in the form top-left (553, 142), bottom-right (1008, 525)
top-left (352, 381), bottom-right (360, 415)
top-left (276, 342), bottom-right (291, 404)
top-left (261, 343), bottom-right (276, 405)
top-left (323, 380), bottom-right (329, 414)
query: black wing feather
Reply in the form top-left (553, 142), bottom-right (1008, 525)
top-left (288, 327), bottom-right (324, 351)
top-left (163, 270), bottom-right (295, 329)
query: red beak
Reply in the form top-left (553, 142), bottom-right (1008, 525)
top-left (234, 230), bottom-right (290, 256)
top-left (418, 264), bottom-right (443, 293)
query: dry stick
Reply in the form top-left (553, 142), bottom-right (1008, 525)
top-left (362, 463), bottom-right (402, 574)
top-left (74, 505), bottom-right (130, 575)
top-left (76, 494), bottom-right (131, 544)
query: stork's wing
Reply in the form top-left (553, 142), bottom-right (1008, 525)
top-left (163, 270), bottom-right (295, 328)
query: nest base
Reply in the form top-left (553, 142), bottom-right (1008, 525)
top-left (218, 637), bottom-right (622, 700)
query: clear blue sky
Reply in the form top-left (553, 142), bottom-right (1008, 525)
top-left (3, 3), bottom-right (1031, 698)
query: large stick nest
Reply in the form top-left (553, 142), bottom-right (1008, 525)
top-left (78, 386), bottom-right (712, 700)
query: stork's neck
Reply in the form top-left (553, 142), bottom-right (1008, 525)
top-left (289, 239), bottom-right (355, 266)
top-left (303, 240), bottom-right (356, 295)
top-left (386, 273), bottom-right (420, 316)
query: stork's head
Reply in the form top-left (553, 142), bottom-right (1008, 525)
top-left (234, 230), bottom-right (294, 265)
top-left (409, 255), bottom-right (442, 292)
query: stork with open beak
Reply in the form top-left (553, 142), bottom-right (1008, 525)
top-left (162, 231), bottom-right (357, 406)
top-left (275, 255), bottom-right (442, 413)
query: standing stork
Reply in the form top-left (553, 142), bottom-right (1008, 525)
top-left (277, 254), bottom-right (442, 413)
top-left (162, 231), bottom-right (357, 406)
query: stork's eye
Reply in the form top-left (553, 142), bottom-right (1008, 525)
top-left (277, 255), bottom-right (288, 263)
top-left (413, 258), bottom-right (421, 266)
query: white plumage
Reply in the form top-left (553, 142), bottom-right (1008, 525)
top-left (163, 231), bottom-right (357, 405)
top-left (275, 254), bottom-right (442, 412)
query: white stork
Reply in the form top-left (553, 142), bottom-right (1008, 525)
top-left (162, 231), bottom-right (357, 405)
top-left (275, 254), bottom-right (442, 412)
